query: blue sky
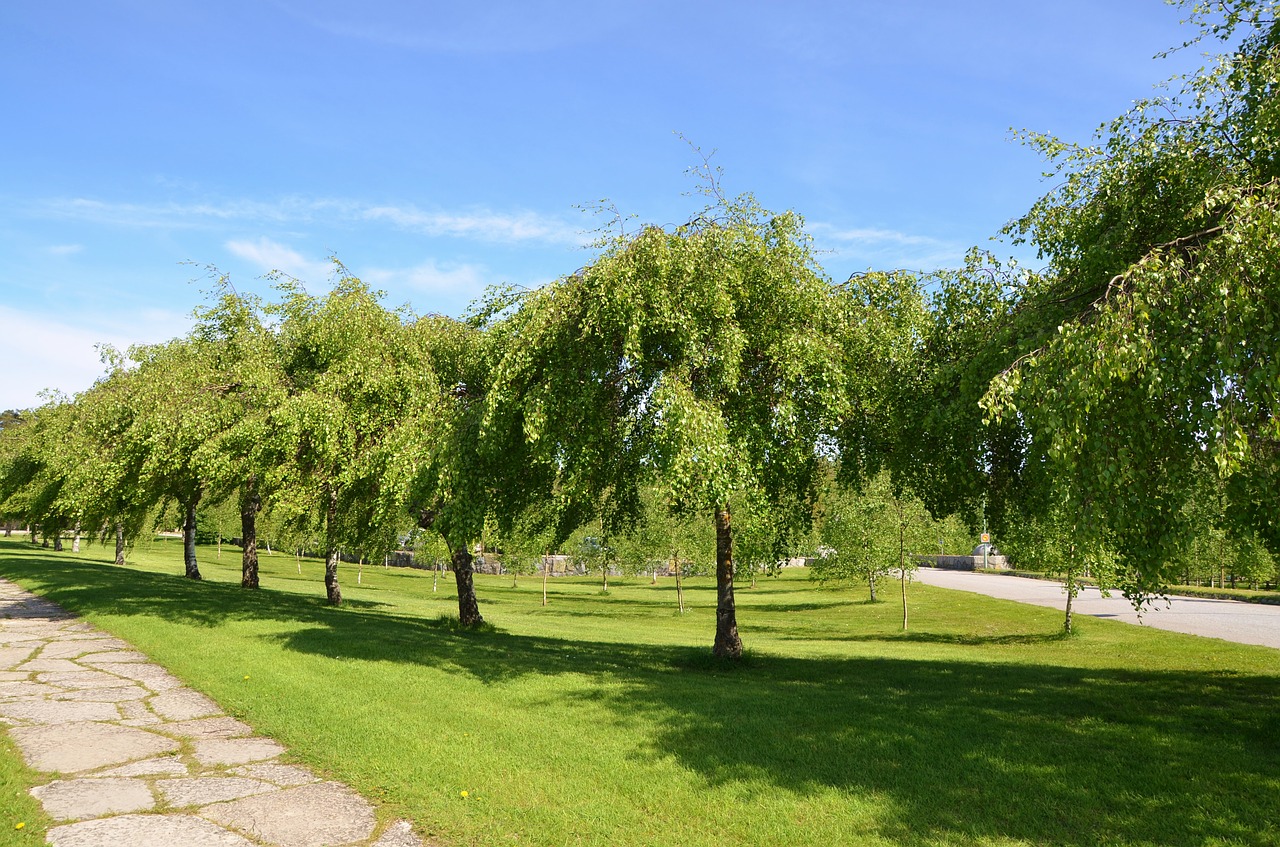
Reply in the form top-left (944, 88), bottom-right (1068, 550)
top-left (1, 1), bottom-right (1212, 410)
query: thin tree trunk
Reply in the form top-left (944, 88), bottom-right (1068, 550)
top-left (451, 545), bottom-right (484, 627)
top-left (72, 522), bottom-right (81, 553)
top-left (325, 546), bottom-right (342, 604)
top-left (324, 487), bottom-right (342, 605)
top-left (542, 553), bottom-right (549, 607)
top-left (1063, 542), bottom-right (1077, 635)
top-left (183, 496), bottom-right (202, 580)
top-left (1063, 572), bottom-right (1076, 635)
top-left (900, 565), bottom-right (909, 632)
top-left (240, 475), bottom-right (261, 589)
top-left (899, 519), bottom-right (908, 631)
top-left (712, 503), bottom-right (742, 658)
top-left (115, 523), bottom-right (126, 565)
top-left (3, 526), bottom-right (9, 537)
top-left (53, 530), bottom-right (63, 552)
top-left (674, 554), bottom-right (685, 615)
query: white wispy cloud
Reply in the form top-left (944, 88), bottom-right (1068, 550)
top-left (224, 237), bottom-right (335, 284)
top-left (0, 305), bottom-right (191, 411)
top-left (362, 206), bottom-right (583, 245)
top-left (34, 196), bottom-right (582, 246)
top-left (362, 259), bottom-right (491, 298)
top-left (810, 223), bottom-right (967, 271)
top-left (47, 244), bottom-right (84, 256)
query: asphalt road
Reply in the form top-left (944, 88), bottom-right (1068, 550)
top-left (914, 567), bottom-right (1280, 651)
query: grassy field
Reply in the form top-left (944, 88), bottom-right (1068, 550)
top-left (1, 536), bottom-right (1277, 847)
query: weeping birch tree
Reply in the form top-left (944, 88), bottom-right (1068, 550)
top-left (269, 272), bottom-right (423, 605)
top-left (486, 180), bottom-right (850, 658)
top-left (984, 0), bottom-right (1280, 596)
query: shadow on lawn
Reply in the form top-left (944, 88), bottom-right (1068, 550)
top-left (3, 545), bottom-right (1278, 847)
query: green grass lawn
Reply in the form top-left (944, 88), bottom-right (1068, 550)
top-left (0, 731), bottom-right (48, 847)
top-left (1, 536), bottom-right (1277, 847)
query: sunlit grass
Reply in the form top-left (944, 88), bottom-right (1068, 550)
top-left (0, 730), bottom-right (48, 847)
top-left (1, 536), bottom-right (1277, 846)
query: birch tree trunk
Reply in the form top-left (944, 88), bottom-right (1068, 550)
top-left (712, 503), bottom-right (742, 658)
top-left (183, 495), bottom-right (202, 580)
top-left (324, 486), bottom-right (342, 605)
top-left (240, 475), bottom-right (261, 589)
top-left (452, 545), bottom-right (484, 627)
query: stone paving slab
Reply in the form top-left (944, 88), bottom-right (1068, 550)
top-left (37, 669), bottom-right (130, 689)
top-left (230, 762), bottom-right (320, 786)
top-left (193, 736), bottom-right (288, 766)
top-left (158, 776), bottom-right (277, 806)
top-left (0, 680), bottom-right (53, 699)
top-left (37, 639), bottom-right (127, 659)
top-left (375, 820), bottom-right (434, 847)
top-left (79, 649), bottom-right (151, 663)
top-left (0, 645), bottom-right (36, 667)
top-left (0, 577), bottom-right (426, 846)
top-left (31, 777), bottom-right (155, 820)
top-left (98, 755), bottom-right (190, 777)
top-left (150, 688), bottom-right (222, 721)
top-left (0, 699), bottom-right (120, 724)
top-left (16, 657), bottom-right (84, 672)
top-left (157, 715), bottom-right (255, 739)
top-left (47, 814), bottom-right (258, 847)
top-left (11, 721), bottom-right (180, 772)
top-left (89, 662), bottom-right (185, 690)
top-left (53, 683), bottom-right (150, 702)
top-left (201, 782), bottom-right (377, 847)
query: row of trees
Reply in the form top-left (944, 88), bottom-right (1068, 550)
top-left (0, 177), bottom-right (873, 657)
top-left (3, 1), bottom-right (1278, 643)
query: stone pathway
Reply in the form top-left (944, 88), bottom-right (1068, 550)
top-left (0, 579), bottom-right (427, 847)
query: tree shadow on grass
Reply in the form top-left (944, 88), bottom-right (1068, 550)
top-left (804, 630), bottom-right (1070, 647)
top-left (3, 546), bottom-right (1278, 847)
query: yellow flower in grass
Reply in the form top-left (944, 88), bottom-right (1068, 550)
top-left (14, 821), bottom-right (25, 830)
top-left (459, 790), bottom-right (470, 798)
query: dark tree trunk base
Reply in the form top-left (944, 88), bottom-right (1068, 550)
top-left (183, 497), bottom-right (202, 581)
top-left (712, 504), bottom-right (743, 659)
top-left (325, 548), bottom-right (342, 605)
top-left (452, 546), bottom-right (484, 627)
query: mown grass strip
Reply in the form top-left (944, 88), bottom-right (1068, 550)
top-left (1, 537), bottom-right (1277, 847)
